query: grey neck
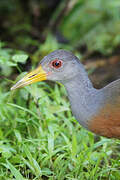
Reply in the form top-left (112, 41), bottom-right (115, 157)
top-left (63, 68), bottom-right (96, 99)
top-left (62, 70), bottom-right (100, 129)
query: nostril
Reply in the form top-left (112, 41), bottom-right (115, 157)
top-left (28, 74), bottom-right (37, 78)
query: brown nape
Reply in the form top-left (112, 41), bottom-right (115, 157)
top-left (89, 101), bottom-right (120, 138)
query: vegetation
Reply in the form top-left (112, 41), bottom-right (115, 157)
top-left (0, 0), bottom-right (120, 179)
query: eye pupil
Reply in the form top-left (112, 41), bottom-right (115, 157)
top-left (51, 59), bottom-right (62, 69)
top-left (55, 62), bottom-right (59, 66)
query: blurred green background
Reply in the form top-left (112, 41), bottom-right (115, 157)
top-left (1, 0), bottom-right (120, 179)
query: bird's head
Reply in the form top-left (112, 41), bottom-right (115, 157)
top-left (11, 50), bottom-right (82, 90)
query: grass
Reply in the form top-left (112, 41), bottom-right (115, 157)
top-left (0, 80), bottom-right (120, 180)
top-left (1, 0), bottom-right (120, 179)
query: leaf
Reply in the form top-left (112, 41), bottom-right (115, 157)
top-left (23, 145), bottom-right (42, 176)
top-left (0, 145), bottom-right (16, 159)
top-left (5, 160), bottom-right (25, 180)
top-left (14, 130), bottom-right (22, 143)
top-left (7, 103), bottom-right (39, 120)
top-left (12, 54), bottom-right (28, 63)
top-left (72, 132), bottom-right (77, 157)
top-left (48, 134), bottom-right (54, 156)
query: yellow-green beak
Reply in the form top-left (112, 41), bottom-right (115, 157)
top-left (11, 65), bottom-right (47, 90)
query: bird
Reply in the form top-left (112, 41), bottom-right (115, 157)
top-left (11, 49), bottom-right (120, 139)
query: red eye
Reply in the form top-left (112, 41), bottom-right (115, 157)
top-left (51, 59), bottom-right (63, 69)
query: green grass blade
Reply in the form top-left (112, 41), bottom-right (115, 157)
top-left (5, 160), bottom-right (25, 180)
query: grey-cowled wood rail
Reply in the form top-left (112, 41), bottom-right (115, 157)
top-left (11, 50), bottom-right (120, 138)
